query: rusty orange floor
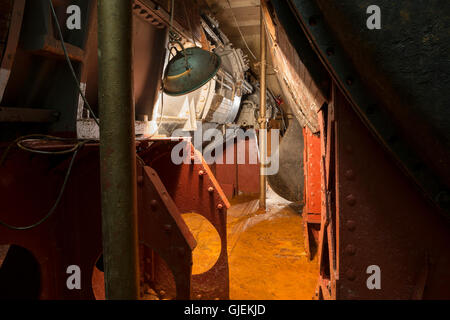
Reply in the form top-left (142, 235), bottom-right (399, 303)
top-left (183, 187), bottom-right (319, 300)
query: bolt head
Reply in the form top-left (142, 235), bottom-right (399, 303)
top-left (344, 169), bottom-right (355, 180)
top-left (345, 244), bottom-right (356, 256)
top-left (346, 220), bottom-right (356, 231)
top-left (345, 194), bottom-right (356, 206)
top-left (345, 269), bottom-right (356, 281)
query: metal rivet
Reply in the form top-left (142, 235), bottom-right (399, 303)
top-left (345, 194), bottom-right (356, 206)
top-left (208, 187), bottom-right (214, 193)
top-left (344, 169), bottom-right (355, 180)
top-left (217, 203), bottom-right (223, 210)
top-left (164, 224), bottom-right (172, 232)
top-left (150, 199), bottom-right (158, 209)
top-left (198, 170), bottom-right (205, 176)
top-left (346, 77), bottom-right (354, 85)
top-left (345, 269), bottom-right (356, 281)
top-left (345, 244), bottom-right (356, 256)
top-left (346, 220), bottom-right (356, 231)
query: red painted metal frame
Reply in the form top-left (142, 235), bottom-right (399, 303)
top-left (0, 138), bottom-right (230, 300)
top-left (303, 127), bottom-right (322, 259)
top-left (315, 83), bottom-right (450, 299)
top-left (137, 164), bottom-right (196, 299)
top-left (212, 135), bottom-right (260, 198)
top-left (0, 144), bottom-right (102, 299)
top-left (138, 139), bottom-right (231, 300)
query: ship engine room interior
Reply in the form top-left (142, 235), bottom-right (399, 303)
top-left (0, 0), bottom-right (449, 301)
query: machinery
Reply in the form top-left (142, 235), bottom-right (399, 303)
top-left (0, 0), bottom-right (449, 300)
top-left (0, 0), bottom-right (276, 300)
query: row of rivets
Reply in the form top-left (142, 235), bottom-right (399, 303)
top-left (344, 141), bottom-right (357, 281)
top-left (132, 1), bottom-right (164, 28)
top-left (197, 168), bottom-right (224, 212)
top-left (307, 10), bottom-right (446, 213)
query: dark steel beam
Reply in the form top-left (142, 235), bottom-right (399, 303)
top-left (0, 107), bottom-right (59, 122)
top-left (97, 0), bottom-right (139, 299)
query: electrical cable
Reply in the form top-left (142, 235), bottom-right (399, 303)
top-left (0, 136), bottom-right (90, 230)
top-left (0, 2), bottom-right (101, 229)
top-left (48, 0), bottom-right (99, 126)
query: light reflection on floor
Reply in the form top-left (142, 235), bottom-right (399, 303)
top-left (184, 187), bottom-right (319, 300)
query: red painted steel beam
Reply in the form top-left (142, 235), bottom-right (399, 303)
top-left (303, 126), bottom-right (322, 259)
top-left (139, 139), bottom-right (231, 300)
top-left (316, 83), bottom-right (450, 299)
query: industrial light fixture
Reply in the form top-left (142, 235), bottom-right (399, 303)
top-left (162, 0), bottom-right (220, 96)
top-left (163, 42), bottom-right (221, 96)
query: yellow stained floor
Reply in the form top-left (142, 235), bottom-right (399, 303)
top-left (183, 188), bottom-right (319, 300)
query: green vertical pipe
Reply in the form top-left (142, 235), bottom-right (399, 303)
top-left (97, 0), bottom-right (139, 299)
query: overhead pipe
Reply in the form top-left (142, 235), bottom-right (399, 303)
top-left (259, 2), bottom-right (267, 210)
top-left (98, 0), bottom-right (140, 299)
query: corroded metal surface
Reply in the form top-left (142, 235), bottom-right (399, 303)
top-left (0, 144), bottom-right (103, 299)
top-left (139, 140), bottom-right (231, 299)
top-left (265, 1), bottom-right (328, 133)
top-left (97, 0), bottom-right (140, 299)
top-left (302, 126), bottom-right (321, 259)
top-left (212, 136), bottom-right (260, 198)
top-left (284, 0), bottom-right (450, 217)
top-left (315, 84), bottom-right (450, 300)
top-left (137, 164), bottom-right (196, 299)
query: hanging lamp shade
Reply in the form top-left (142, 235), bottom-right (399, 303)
top-left (163, 47), bottom-right (221, 96)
